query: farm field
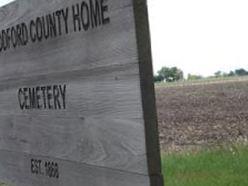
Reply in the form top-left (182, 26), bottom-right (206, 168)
top-left (156, 78), bottom-right (248, 185)
top-left (155, 78), bottom-right (248, 151)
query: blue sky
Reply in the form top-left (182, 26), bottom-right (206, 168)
top-left (1, 0), bottom-right (248, 77)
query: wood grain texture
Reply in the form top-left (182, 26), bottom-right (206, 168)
top-left (0, 63), bottom-right (143, 118)
top-left (0, 115), bottom-right (147, 174)
top-left (0, 149), bottom-right (150, 186)
top-left (0, 4), bottom-right (137, 81)
top-left (0, 0), bottom-right (163, 185)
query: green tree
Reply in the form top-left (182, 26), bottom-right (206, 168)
top-left (214, 71), bottom-right (223, 77)
top-left (187, 74), bottom-right (203, 80)
top-left (235, 68), bottom-right (248, 76)
top-left (228, 70), bottom-right (235, 77)
top-left (157, 66), bottom-right (184, 82)
top-left (153, 75), bottom-right (164, 83)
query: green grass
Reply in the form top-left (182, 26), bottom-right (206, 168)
top-left (162, 145), bottom-right (248, 186)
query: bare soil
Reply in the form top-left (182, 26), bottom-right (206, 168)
top-left (155, 80), bottom-right (248, 151)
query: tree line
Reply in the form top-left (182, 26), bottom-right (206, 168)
top-left (154, 67), bottom-right (248, 83)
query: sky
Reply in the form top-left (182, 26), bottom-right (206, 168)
top-left (148, 0), bottom-right (248, 76)
top-left (1, 0), bottom-right (248, 77)
top-left (0, 0), bottom-right (13, 7)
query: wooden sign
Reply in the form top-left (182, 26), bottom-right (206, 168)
top-left (0, 0), bottom-right (163, 185)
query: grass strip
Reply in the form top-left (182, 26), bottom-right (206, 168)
top-left (162, 145), bottom-right (248, 186)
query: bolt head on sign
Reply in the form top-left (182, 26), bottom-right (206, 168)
top-left (0, 0), bottom-right (163, 186)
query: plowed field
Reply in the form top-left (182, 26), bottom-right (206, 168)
top-left (155, 80), bottom-right (248, 151)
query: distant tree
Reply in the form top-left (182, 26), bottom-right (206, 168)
top-left (157, 66), bottom-right (184, 82)
top-left (222, 72), bottom-right (229, 77)
top-left (228, 71), bottom-right (235, 77)
top-left (187, 74), bottom-right (203, 80)
top-left (171, 67), bottom-right (184, 81)
top-left (235, 68), bottom-right (248, 76)
top-left (214, 71), bottom-right (223, 77)
top-left (157, 67), bottom-right (170, 81)
top-left (153, 75), bottom-right (164, 83)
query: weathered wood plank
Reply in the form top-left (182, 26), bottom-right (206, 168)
top-left (0, 115), bottom-right (147, 174)
top-left (0, 63), bottom-right (143, 118)
top-left (0, 0), bottom-right (164, 185)
top-left (0, 150), bottom-right (150, 186)
top-left (0, 0), bottom-right (133, 26)
top-left (0, 5), bottom-right (137, 81)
